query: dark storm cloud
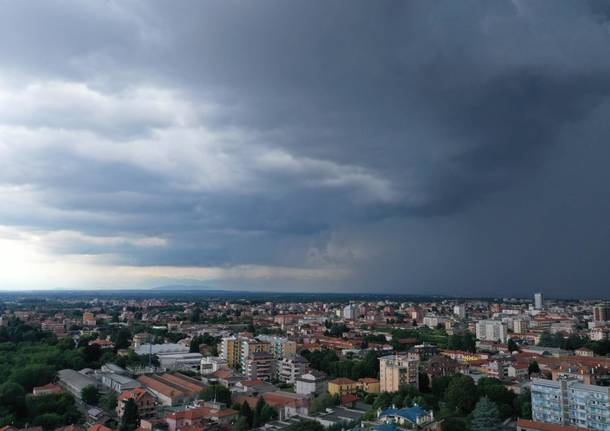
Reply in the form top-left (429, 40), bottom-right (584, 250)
top-left (1, 0), bottom-right (610, 296)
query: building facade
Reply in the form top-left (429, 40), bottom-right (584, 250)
top-left (531, 378), bottom-right (610, 430)
top-left (379, 355), bottom-right (419, 392)
top-left (475, 320), bottom-right (508, 343)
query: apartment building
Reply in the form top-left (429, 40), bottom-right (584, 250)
top-left (475, 320), bottom-right (508, 343)
top-left (379, 355), bottom-right (419, 392)
top-left (258, 335), bottom-right (297, 359)
top-left (220, 336), bottom-right (241, 368)
top-left (531, 378), bottom-right (610, 430)
top-left (594, 304), bottom-right (610, 323)
top-left (244, 351), bottom-right (274, 381)
top-left (240, 339), bottom-right (272, 371)
top-left (276, 355), bottom-right (309, 383)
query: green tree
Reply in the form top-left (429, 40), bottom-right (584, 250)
top-left (81, 385), bottom-right (100, 405)
top-left (0, 382), bottom-right (26, 418)
top-left (100, 392), bottom-right (118, 411)
top-left (120, 398), bottom-right (140, 431)
top-left (235, 416), bottom-right (249, 431)
top-left (431, 375), bottom-right (452, 400)
top-left (10, 364), bottom-right (56, 392)
top-left (515, 388), bottom-right (532, 419)
top-left (200, 384), bottom-right (232, 405)
top-left (285, 420), bottom-right (324, 431)
top-left (310, 393), bottom-right (335, 414)
top-left (252, 397), bottom-right (266, 428)
top-left (239, 401), bottom-right (253, 428)
top-left (507, 338), bottom-right (519, 352)
top-left (528, 361), bottom-right (540, 375)
top-left (32, 412), bottom-right (63, 430)
top-left (477, 379), bottom-right (515, 419)
top-left (442, 417), bottom-right (467, 431)
top-left (260, 404), bottom-right (277, 422)
top-left (471, 397), bottom-right (501, 431)
top-left (418, 372), bottom-right (430, 393)
top-left (446, 375), bottom-right (478, 415)
top-left (113, 328), bottom-right (132, 350)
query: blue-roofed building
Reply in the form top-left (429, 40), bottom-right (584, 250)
top-left (351, 424), bottom-right (399, 431)
top-left (377, 405), bottom-right (440, 430)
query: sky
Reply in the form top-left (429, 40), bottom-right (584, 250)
top-left (1, 1), bottom-right (610, 297)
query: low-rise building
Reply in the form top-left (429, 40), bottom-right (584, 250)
top-left (358, 377), bottom-right (380, 393)
top-left (117, 387), bottom-right (156, 418)
top-left (296, 371), bottom-right (328, 396)
top-left (57, 369), bottom-right (100, 399)
top-left (200, 356), bottom-right (228, 374)
top-left (100, 372), bottom-right (141, 393)
top-left (377, 405), bottom-right (441, 431)
top-left (328, 377), bottom-right (359, 396)
top-left (276, 355), bottom-right (309, 383)
top-left (157, 352), bottom-right (203, 372)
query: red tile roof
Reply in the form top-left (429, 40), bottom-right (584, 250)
top-left (516, 419), bottom-right (588, 431)
top-left (329, 377), bottom-right (357, 385)
top-left (340, 394), bottom-right (359, 405)
top-left (138, 375), bottom-right (185, 399)
top-left (118, 387), bottom-right (153, 402)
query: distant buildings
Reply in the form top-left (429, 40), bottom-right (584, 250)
top-left (534, 293), bottom-right (544, 310)
top-left (531, 378), bottom-right (610, 430)
top-left (82, 311), bottom-right (96, 326)
top-left (594, 303), bottom-right (610, 322)
top-left (343, 304), bottom-right (357, 320)
top-left (453, 304), bottom-right (466, 319)
top-left (379, 355), bottom-right (419, 392)
top-left (513, 319), bottom-right (529, 334)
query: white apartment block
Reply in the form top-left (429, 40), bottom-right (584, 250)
top-left (453, 304), bottom-right (466, 319)
top-left (475, 320), bottom-right (508, 343)
top-left (531, 378), bottom-right (610, 430)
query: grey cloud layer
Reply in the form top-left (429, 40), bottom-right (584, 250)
top-left (1, 0), bottom-right (610, 296)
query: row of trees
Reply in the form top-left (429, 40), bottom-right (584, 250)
top-left (234, 399), bottom-right (278, 431)
top-left (0, 318), bottom-right (156, 427)
top-left (0, 387), bottom-right (81, 430)
top-left (300, 349), bottom-right (379, 380)
top-left (538, 331), bottom-right (610, 356)
top-left (363, 375), bottom-right (531, 431)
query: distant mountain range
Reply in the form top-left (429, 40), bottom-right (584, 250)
top-left (150, 284), bottom-right (214, 291)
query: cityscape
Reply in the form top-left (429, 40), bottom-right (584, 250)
top-left (0, 291), bottom-right (609, 431)
top-left (2, 2), bottom-right (610, 431)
